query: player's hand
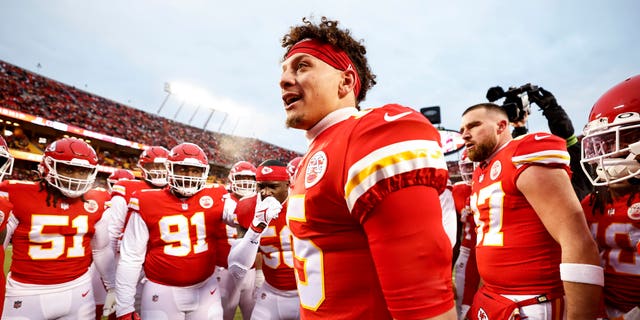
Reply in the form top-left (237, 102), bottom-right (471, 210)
top-left (251, 195), bottom-right (282, 233)
top-left (529, 87), bottom-right (558, 111)
top-left (116, 312), bottom-right (140, 320)
top-left (103, 289), bottom-right (116, 316)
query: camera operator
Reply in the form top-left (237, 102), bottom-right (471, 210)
top-left (529, 87), bottom-right (591, 200)
top-left (488, 85), bottom-right (591, 200)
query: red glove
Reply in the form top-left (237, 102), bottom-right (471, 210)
top-left (116, 312), bottom-right (140, 320)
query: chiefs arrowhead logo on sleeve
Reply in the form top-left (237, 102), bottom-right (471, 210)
top-left (305, 151), bottom-right (327, 188)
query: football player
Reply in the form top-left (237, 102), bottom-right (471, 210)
top-left (96, 168), bottom-right (135, 319)
top-left (218, 160), bottom-right (259, 320)
top-left (0, 135), bottom-right (14, 316)
top-left (106, 169), bottom-right (136, 193)
top-left (115, 142), bottom-right (230, 320)
top-left (460, 103), bottom-right (602, 319)
top-left (1, 137), bottom-right (115, 319)
top-left (580, 75), bottom-right (640, 319)
top-left (280, 17), bottom-right (455, 319)
top-left (103, 146), bottom-right (169, 318)
top-left (451, 150), bottom-right (480, 320)
top-left (228, 159), bottom-right (298, 320)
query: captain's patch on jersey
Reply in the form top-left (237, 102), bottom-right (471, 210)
top-left (305, 151), bottom-right (327, 189)
top-left (200, 195), bottom-right (213, 209)
top-left (628, 202), bottom-right (640, 220)
top-left (490, 160), bottom-right (502, 181)
top-left (84, 199), bottom-right (99, 213)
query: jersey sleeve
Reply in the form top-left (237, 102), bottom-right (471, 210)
top-left (345, 104), bottom-right (449, 221)
top-left (235, 195), bottom-right (257, 230)
top-left (106, 195), bottom-right (128, 252)
top-left (511, 133), bottom-right (571, 180)
top-left (363, 185), bottom-right (454, 318)
top-left (115, 212), bottom-right (148, 316)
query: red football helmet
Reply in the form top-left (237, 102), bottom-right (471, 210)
top-left (287, 156), bottom-right (303, 186)
top-left (166, 142), bottom-right (209, 197)
top-left (581, 75), bottom-right (640, 186)
top-left (458, 148), bottom-right (476, 184)
top-left (228, 160), bottom-right (256, 197)
top-left (137, 146), bottom-right (169, 187)
top-left (107, 169), bottom-right (135, 192)
top-left (0, 136), bottom-right (14, 181)
top-left (39, 137), bottom-right (98, 198)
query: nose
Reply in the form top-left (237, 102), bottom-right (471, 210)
top-left (461, 129), bottom-right (471, 141)
top-left (279, 66), bottom-right (294, 90)
top-left (260, 189), bottom-right (272, 198)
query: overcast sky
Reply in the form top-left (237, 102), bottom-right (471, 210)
top-left (1, 0), bottom-right (638, 155)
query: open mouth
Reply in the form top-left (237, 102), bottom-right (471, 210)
top-left (282, 93), bottom-right (301, 107)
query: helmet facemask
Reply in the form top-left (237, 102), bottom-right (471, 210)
top-left (167, 162), bottom-right (209, 197)
top-left (581, 114), bottom-right (640, 186)
top-left (140, 162), bottom-right (168, 187)
top-left (0, 147), bottom-right (14, 181)
top-left (231, 174), bottom-right (256, 197)
top-left (44, 158), bottom-right (98, 198)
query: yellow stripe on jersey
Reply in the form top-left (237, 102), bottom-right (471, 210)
top-left (287, 194), bottom-right (306, 223)
top-left (345, 139), bottom-right (446, 212)
top-left (512, 149), bottom-right (570, 169)
top-left (128, 197), bottom-right (140, 211)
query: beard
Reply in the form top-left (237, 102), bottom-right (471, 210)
top-left (468, 135), bottom-right (497, 162)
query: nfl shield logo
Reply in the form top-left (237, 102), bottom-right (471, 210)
top-left (152, 294), bottom-right (159, 302)
top-left (13, 300), bottom-right (22, 309)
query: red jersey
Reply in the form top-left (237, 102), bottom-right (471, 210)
top-left (0, 180), bottom-right (109, 284)
top-left (236, 195), bottom-right (296, 290)
top-left (452, 182), bottom-right (476, 250)
top-left (470, 133), bottom-right (569, 294)
top-left (287, 105), bottom-right (453, 319)
top-left (110, 179), bottom-right (155, 235)
top-left (0, 194), bottom-right (13, 315)
top-left (110, 179), bottom-right (151, 203)
top-left (582, 192), bottom-right (640, 312)
top-left (452, 181), bottom-right (479, 306)
top-left (129, 186), bottom-right (230, 286)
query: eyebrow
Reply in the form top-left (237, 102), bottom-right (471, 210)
top-left (460, 120), bottom-right (482, 132)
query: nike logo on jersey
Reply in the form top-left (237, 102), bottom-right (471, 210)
top-left (383, 111), bottom-right (412, 122)
top-left (534, 134), bottom-right (551, 140)
top-left (81, 290), bottom-right (90, 298)
top-left (210, 288), bottom-right (217, 295)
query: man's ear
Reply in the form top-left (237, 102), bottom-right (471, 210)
top-left (497, 119), bottom-right (508, 134)
top-left (338, 69), bottom-right (357, 98)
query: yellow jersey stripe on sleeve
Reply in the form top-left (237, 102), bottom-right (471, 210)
top-left (345, 139), bottom-right (445, 212)
top-left (512, 150), bottom-right (570, 169)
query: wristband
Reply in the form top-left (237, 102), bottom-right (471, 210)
top-left (565, 135), bottom-right (578, 148)
top-left (559, 263), bottom-right (604, 286)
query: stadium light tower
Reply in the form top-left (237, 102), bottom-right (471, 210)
top-left (188, 105), bottom-right (201, 125)
top-left (218, 112), bottom-right (229, 132)
top-left (202, 108), bottom-right (216, 130)
top-left (157, 82), bottom-right (172, 114)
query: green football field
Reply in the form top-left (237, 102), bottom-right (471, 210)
top-left (3, 246), bottom-right (243, 319)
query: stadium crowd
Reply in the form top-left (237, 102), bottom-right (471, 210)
top-left (0, 60), bottom-right (300, 168)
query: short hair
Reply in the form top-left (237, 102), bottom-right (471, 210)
top-left (462, 103), bottom-right (508, 118)
top-left (281, 16), bottom-right (377, 104)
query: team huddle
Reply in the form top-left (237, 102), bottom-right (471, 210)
top-left (0, 16), bottom-right (638, 320)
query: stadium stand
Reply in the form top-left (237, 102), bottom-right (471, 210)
top-left (0, 59), bottom-right (302, 181)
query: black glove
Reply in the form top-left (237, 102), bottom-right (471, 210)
top-left (529, 87), bottom-right (559, 111)
top-left (511, 126), bottom-right (528, 138)
top-left (530, 87), bottom-right (575, 140)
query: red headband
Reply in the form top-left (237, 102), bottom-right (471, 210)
top-left (256, 165), bottom-right (289, 182)
top-left (286, 38), bottom-right (361, 98)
